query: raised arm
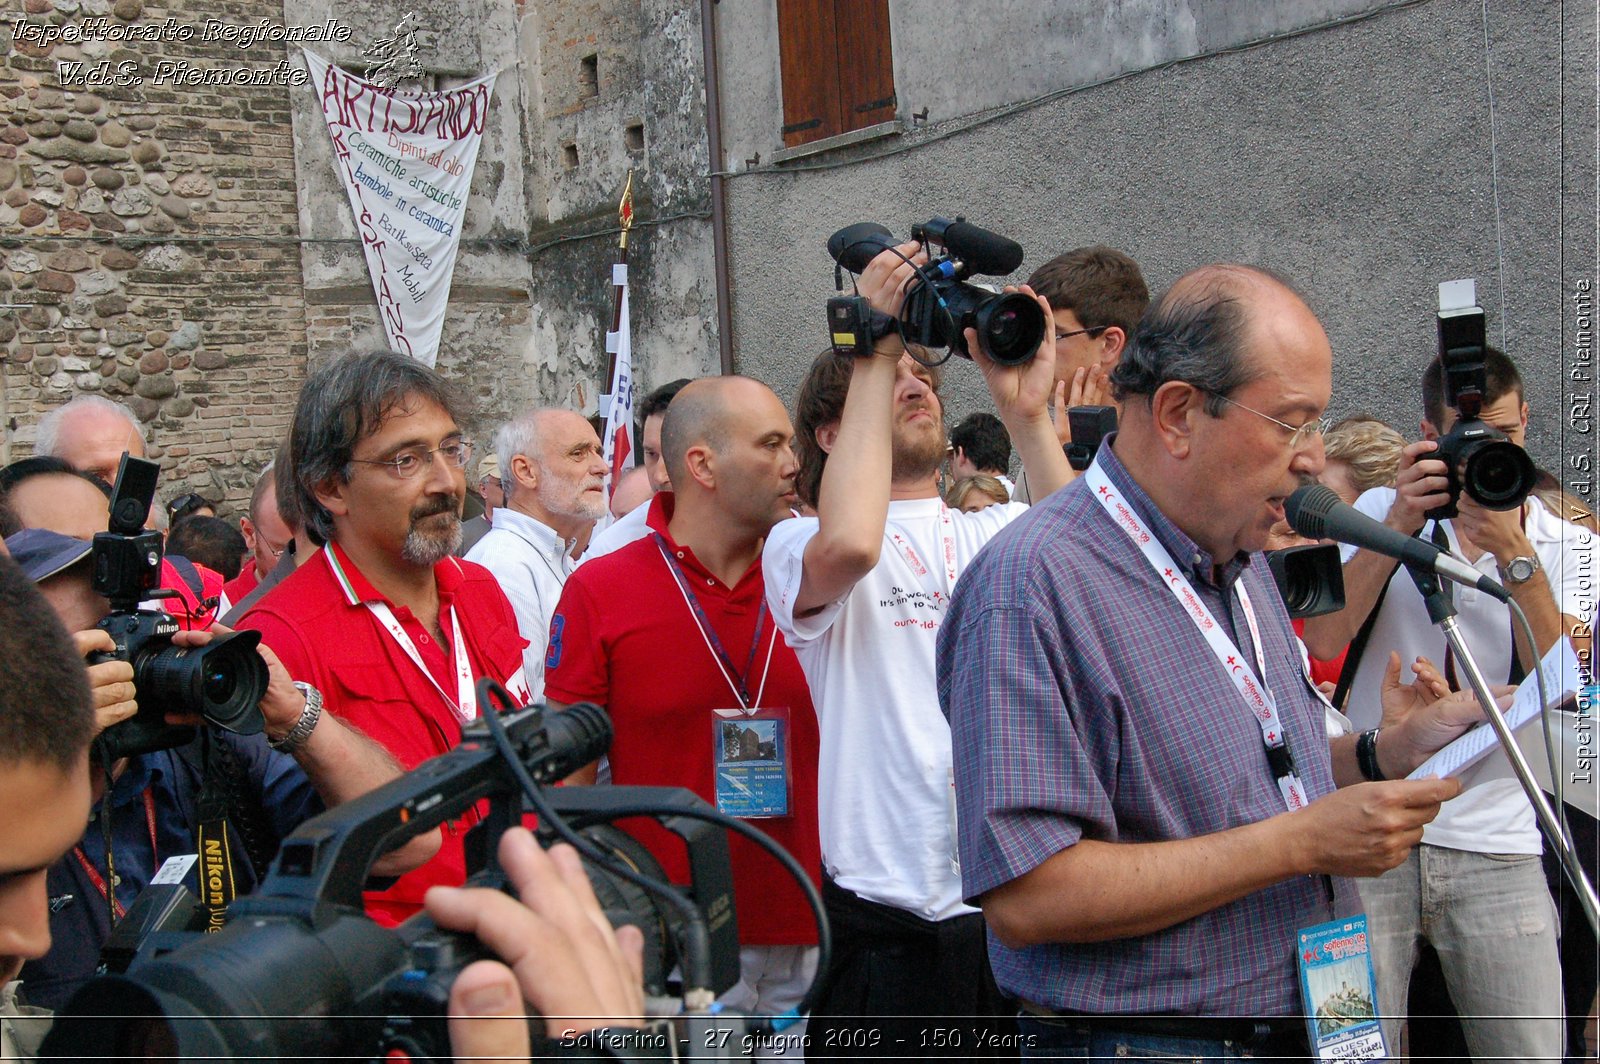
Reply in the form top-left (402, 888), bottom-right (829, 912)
top-left (791, 241), bottom-right (924, 616)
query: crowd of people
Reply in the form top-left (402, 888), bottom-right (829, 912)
top-left (0, 239), bottom-right (1594, 1063)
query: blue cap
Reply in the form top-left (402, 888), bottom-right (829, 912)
top-left (4, 528), bottom-right (93, 583)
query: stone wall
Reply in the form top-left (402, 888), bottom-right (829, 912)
top-left (1, 0), bottom-right (308, 510)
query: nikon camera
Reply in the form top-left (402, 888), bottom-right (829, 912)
top-left (90, 454), bottom-right (268, 762)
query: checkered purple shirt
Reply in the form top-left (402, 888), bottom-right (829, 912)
top-left (938, 440), bottom-right (1344, 1016)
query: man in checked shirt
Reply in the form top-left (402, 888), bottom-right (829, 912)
top-left (941, 265), bottom-right (1495, 1060)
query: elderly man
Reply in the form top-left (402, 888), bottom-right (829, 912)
top-left (239, 350), bottom-right (529, 926)
top-left (466, 408), bottom-right (607, 704)
top-left (34, 395), bottom-right (145, 488)
top-left (940, 265), bottom-right (1490, 1059)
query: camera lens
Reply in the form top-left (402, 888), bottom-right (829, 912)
top-left (1461, 438), bottom-right (1536, 510)
top-left (136, 631), bottom-right (268, 735)
top-left (203, 665), bottom-right (236, 705)
top-left (975, 292), bottom-right (1045, 366)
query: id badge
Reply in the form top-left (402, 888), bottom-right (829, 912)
top-left (711, 706), bottom-right (792, 818)
top-left (1296, 914), bottom-right (1388, 1061)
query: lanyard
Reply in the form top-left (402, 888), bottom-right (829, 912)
top-left (74, 789), bottom-right (157, 923)
top-left (655, 534), bottom-right (777, 710)
top-left (326, 546), bottom-right (478, 722)
top-left (1085, 459), bottom-right (1310, 811)
top-left (884, 503), bottom-right (958, 603)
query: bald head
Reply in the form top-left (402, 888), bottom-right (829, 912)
top-left (660, 376), bottom-right (769, 486)
top-left (1111, 264), bottom-right (1311, 415)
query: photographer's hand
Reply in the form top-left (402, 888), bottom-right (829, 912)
top-left (967, 285), bottom-right (1073, 500)
top-left (1301, 439), bottom-right (1449, 661)
top-left (429, 829), bottom-right (646, 1055)
top-left (74, 629), bottom-right (137, 736)
top-left (1386, 439), bottom-right (1450, 535)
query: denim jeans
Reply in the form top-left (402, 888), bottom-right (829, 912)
top-left (1358, 844), bottom-right (1563, 1063)
top-left (1017, 1017), bottom-right (1310, 1062)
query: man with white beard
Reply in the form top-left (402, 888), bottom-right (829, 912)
top-left (467, 408), bottom-right (608, 704)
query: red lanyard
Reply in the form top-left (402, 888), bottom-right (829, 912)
top-left (73, 789), bottom-right (158, 923)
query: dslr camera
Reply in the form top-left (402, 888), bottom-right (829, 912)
top-left (826, 216), bottom-right (1045, 365)
top-left (1428, 279), bottom-right (1536, 520)
top-left (90, 454), bottom-right (268, 762)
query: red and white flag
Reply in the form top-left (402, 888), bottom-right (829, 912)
top-left (601, 263), bottom-right (635, 486)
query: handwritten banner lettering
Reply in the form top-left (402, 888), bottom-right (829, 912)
top-left (304, 50), bottom-right (496, 366)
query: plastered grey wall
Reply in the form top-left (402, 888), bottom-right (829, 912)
top-left (717, 0), bottom-right (1598, 501)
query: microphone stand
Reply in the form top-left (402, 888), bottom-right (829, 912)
top-left (1407, 563), bottom-right (1598, 933)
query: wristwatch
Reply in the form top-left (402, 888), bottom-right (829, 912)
top-left (1501, 555), bottom-right (1541, 585)
top-left (270, 681), bottom-right (323, 753)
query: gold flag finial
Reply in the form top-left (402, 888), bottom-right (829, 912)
top-left (618, 169), bottom-right (635, 251)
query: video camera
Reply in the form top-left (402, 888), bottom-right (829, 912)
top-left (1428, 279), bottom-right (1536, 520)
top-left (826, 216), bottom-right (1045, 365)
top-left (43, 685), bottom-right (824, 1062)
top-left (90, 454), bottom-right (268, 762)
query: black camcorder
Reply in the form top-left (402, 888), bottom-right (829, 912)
top-left (826, 216), bottom-right (1045, 365)
top-left (42, 698), bottom-right (766, 1063)
top-left (90, 453), bottom-right (268, 762)
top-left (1428, 279), bottom-right (1536, 520)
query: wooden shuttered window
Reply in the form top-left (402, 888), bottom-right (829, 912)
top-left (776, 0), bottom-right (896, 149)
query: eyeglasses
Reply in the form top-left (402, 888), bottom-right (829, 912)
top-left (259, 538), bottom-right (288, 559)
top-left (349, 438), bottom-right (474, 480)
top-left (1206, 391), bottom-right (1331, 450)
top-left (1055, 326), bottom-right (1109, 341)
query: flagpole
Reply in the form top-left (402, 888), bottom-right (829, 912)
top-left (603, 170), bottom-right (636, 396)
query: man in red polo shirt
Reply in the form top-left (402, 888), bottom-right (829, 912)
top-left (239, 350), bottom-right (529, 926)
top-left (546, 376), bottom-right (822, 1040)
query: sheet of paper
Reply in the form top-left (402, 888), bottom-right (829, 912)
top-left (1408, 639), bottom-right (1582, 781)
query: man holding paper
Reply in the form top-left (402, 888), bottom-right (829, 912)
top-left (1302, 347), bottom-right (1595, 1061)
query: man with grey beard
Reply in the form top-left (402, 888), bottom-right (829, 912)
top-left (238, 349), bottom-right (532, 926)
top-left (466, 408), bottom-right (607, 703)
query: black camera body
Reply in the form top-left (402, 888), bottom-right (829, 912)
top-left (1267, 543), bottom-right (1347, 620)
top-left (826, 217), bottom-right (1045, 365)
top-left (1429, 281), bottom-right (1536, 520)
top-left (43, 702), bottom-right (743, 1063)
top-left (89, 454), bottom-right (268, 762)
top-left (1064, 405), bottom-right (1118, 471)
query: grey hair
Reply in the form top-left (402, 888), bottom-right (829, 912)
top-left (35, 395), bottom-right (145, 457)
top-left (495, 412), bottom-right (545, 487)
top-left (287, 349), bottom-right (460, 546)
top-left (1110, 265), bottom-right (1294, 414)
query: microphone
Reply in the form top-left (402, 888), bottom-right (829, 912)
top-left (938, 219), bottom-right (1025, 276)
top-left (1284, 484), bottom-right (1510, 603)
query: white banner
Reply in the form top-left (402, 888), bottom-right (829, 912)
top-left (304, 51), bottom-right (496, 366)
top-left (602, 262), bottom-right (636, 488)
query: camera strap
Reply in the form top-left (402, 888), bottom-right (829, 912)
top-left (1085, 459), bottom-right (1310, 812)
top-left (193, 731), bottom-right (243, 930)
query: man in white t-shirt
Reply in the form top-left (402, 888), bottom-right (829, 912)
top-left (1302, 347), bottom-right (1596, 1060)
top-left (762, 240), bottom-right (1071, 1053)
